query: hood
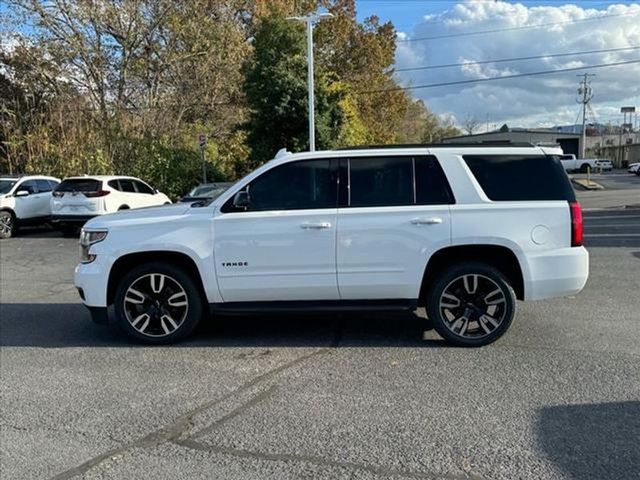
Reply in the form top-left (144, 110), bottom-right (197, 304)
top-left (84, 203), bottom-right (208, 230)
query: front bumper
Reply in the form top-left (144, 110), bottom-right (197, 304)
top-left (74, 258), bottom-right (111, 308)
top-left (524, 246), bottom-right (589, 300)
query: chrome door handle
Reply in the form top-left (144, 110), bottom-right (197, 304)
top-left (300, 222), bottom-right (332, 229)
top-left (410, 217), bottom-right (443, 225)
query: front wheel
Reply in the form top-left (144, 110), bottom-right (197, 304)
top-left (0, 211), bottom-right (17, 239)
top-left (114, 262), bottom-right (203, 344)
top-left (426, 262), bottom-right (516, 347)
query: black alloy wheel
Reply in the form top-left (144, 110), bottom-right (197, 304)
top-left (426, 262), bottom-right (516, 347)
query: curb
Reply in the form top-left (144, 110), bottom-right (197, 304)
top-left (571, 178), bottom-right (604, 190)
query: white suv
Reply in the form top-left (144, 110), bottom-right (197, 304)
top-left (74, 145), bottom-right (589, 347)
top-left (51, 175), bottom-right (171, 233)
top-left (0, 175), bottom-right (61, 239)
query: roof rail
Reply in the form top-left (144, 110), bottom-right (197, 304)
top-left (336, 141), bottom-right (535, 150)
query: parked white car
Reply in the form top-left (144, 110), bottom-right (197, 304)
top-left (593, 159), bottom-right (613, 171)
top-left (628, 162), bottom-right (640, 174)
top-left (75, 144), bottom-right (589, 347)
top-left (0, 175), bottom-right (61, 239)
top-left (51, 175), bottom-right (171, 233)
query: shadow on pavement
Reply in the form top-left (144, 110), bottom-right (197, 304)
top-left (0, 303), bottom-right (443, 348)
top-left (537, 401), bottom-right (640, 480)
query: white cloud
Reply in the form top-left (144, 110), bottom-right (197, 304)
top-left (395, 1), bottom-right (640, 130)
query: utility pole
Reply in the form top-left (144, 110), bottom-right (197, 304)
top-left (577, 73), bottom-right (595, 159)
top-left (287, 12), bottom-right (333, 152)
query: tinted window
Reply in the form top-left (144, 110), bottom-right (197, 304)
top-left (118, 179), bottom-right (136, 193)
top-left (36, 179), bottom-right (52, 192)
top-left (56, 179), bottom-right (101, 192)
top-left (228, 160), bottom-right (336, 212)
top-left (0, 180), bottom-right (17, 194)
top-left (349, 157), bottom-right (413, 207)
top-left (47, 180), bottom-right (60, 190)
top-left (108, 180), bottom-right (121, 191)
top-left (415, 156), bottom-right (454, 205)
top-left (463, 155), bottom-right (576, 201)
top-left (17, 180), bottom-right (38, 194)
top-left (134, 180), bottom-right (155, 194)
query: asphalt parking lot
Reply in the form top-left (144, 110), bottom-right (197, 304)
top-left (573, 169), bottom-right (640, 210)
top-left (1, 211), bottom-right (640, 480)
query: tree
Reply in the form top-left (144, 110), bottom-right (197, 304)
top-left (463, 114), bottom-right (480, 135)
top-left (243, 13), bottom-right (342, 163)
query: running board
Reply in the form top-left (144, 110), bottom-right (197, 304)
top-left (209, 299), bottom-right (418, 315)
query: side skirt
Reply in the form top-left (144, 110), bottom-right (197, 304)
top-left (209, 299), bottom-right (418, 315)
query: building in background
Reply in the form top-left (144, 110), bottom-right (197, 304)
top-left (442, 125), bottom-right (582, 157)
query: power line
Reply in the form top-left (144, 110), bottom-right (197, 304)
top-left (357, 58), bottom-right (640, 94)
top-left (396, 12), bottom-right (636, 43)
top-left (394, 45), bottom-right (640, 73)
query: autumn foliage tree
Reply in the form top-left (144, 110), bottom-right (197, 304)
top-left (1, 0), bottom-right (459, 197)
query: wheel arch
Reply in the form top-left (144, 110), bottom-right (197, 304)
top-left (0, 207), bottom-right (18, 224)
top-left (420, 244), bottom-right (525, 301)
top-left (107, 250), bottom-right (206, 306)
top-left (118, 205), bottom-right (130, 210)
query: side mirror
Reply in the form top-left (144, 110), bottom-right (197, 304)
top-left (232, 190), bottom-right (250, 210)
top-left (14, 190), bottom-right (29, 197)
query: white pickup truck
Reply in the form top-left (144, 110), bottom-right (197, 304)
top-left (74, 144), bottom-right (589, 347)
top-left (557, 154), bottom-right (611, 173)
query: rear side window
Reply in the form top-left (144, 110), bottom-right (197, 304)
top-left (349, 157), bottom-right (413, 207)
top-left (56, 179), bottom-right (101, 192)
top-left (463, 155), bottom-right (576, 201)
top-left (36, 180), bottom-right (52, 192)
top-left (415, 156), bottom-right (454, 205)
top-left (118, 179), bottom-right (136, 193)
top-left (347, 156), bottom-right (453, 207)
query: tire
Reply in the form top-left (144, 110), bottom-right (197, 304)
top-left (579, 163), bottom-right (590, 173)
top-left (118, 205), bottom-right (129, 211)
top-left (58, 225), bottom-right (78, 237)
top-left (114, 262), bottom-right (203, 344)
top-left (0, 210), bottom-right (17, 239)
top-left (425, 262), bottom-right (516, 347)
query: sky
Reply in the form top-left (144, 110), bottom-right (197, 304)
top-left (355, 0), bottom-right (640, 130)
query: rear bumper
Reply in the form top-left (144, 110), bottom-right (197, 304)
top-left (524, 246), bottom-right (589, 300)
top-left (51, 214), bottom-right (96, 226)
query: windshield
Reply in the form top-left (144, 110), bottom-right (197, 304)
top-left (188, 185), bottom-right (229, 199)
top-left (0, 179), bottom-right (17, 194)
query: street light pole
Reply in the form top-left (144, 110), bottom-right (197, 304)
top-left (287, 12), bottom-right (333, 152)
top-left (306, 17), bottom-right (315, 152)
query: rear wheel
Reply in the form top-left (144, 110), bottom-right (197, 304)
top-left (114, 262), bottom-right (203, 344)
top-left (426, 262), bottom-right (516, 347)
top-left (579, 163), bottom-right (590, 173)
top-left (0, 211), bottom-right (17, 239)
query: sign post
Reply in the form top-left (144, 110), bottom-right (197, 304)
top-left (198, 134), bottom-right (207, 184)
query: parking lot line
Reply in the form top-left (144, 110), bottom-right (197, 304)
top-left (584, 234), bottom-right (640, 237)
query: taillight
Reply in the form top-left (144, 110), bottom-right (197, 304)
top-left (569, 201), bottom-right (583, 247)
top-left (52, 191), bottom-right (64, 197)
top-left (83, 190), bottom-right (110, 198)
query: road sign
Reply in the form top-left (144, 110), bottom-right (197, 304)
top-left (198, 134), bottom-right (207, 149)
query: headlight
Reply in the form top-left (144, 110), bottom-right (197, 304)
top-left (79, 229), bottom-right (108, 263)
